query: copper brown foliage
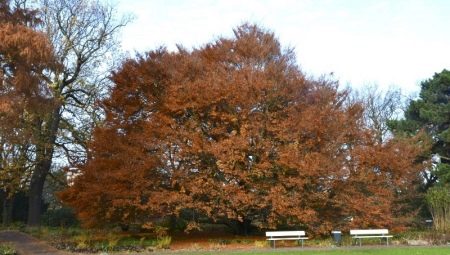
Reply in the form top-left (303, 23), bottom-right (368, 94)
top-left (0, 0), bottom-right (57, 206)
top-left (60, 25), bottom-right (426, 234)
top-left (0, 0), bottom-right (56, 110)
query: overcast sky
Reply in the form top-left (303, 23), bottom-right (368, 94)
top-left (116, 0), bottom-right (450, 96)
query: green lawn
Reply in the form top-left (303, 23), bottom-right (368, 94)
top-left (171, 247), bottom-right (450, 255)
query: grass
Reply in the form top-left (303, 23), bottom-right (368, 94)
top-left (19, 226), bottom-right (161, 252)
top-left (3, 225), bottom-right (449, 254)
top-left (0, 244), bottom-right (16, 255)
top-left (172, 247), bottom-right (450, 255)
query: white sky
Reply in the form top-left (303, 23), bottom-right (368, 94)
top-left (115, 0), bottom-right (450, 96)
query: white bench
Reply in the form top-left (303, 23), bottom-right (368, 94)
top-left (350, 229), bottom-right (393, 246)
top-left (265, 231), bottom-right (308, 248)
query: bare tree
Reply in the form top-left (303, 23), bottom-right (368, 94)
top-left (355, 85), bottom-right (403, 144)
top-left (26, 0), bottom-right (129, 225)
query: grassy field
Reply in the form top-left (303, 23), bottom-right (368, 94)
top-left (169, 247), bottom-right (450, 255)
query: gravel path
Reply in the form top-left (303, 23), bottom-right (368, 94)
top-left (0, 230), bottom-right (69, 255)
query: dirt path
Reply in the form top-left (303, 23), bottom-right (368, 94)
top-left (0, 230), bottom-right (69, 255)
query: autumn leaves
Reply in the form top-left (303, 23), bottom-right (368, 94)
top-left (58, 25), bottom-right (426, 235)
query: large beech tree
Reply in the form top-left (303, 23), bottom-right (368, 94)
top-left (61, 25), bottom-right (426, 234)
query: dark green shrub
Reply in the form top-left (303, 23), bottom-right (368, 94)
top-left (41, 207), bottom-right (78, 227)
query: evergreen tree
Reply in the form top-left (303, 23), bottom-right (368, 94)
top-left (390, 69), bottom-right (450, 187)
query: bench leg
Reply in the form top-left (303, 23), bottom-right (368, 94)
top-left (301, 239), bottom-right (304, 248)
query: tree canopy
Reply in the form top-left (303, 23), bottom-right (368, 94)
top-left (60, 24), bottom-right (426, 235)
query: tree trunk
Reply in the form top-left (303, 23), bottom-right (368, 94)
top-left (238, 218), bottom-right (253, 236)
top-left (2, 194), bottom-right (14, 226)
top-left (226, 218), bottom-right (253, 235)
top-left (27, 107), bottom-right (61, 226)
top-left (27, 162), bottom-right (49, 226)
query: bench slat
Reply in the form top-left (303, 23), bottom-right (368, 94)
top-left (265, 231), bottom-right (305, 237)
top-left (350, 229), bottom-right (389, 235)
top-left (352, 235), bottom-right (393, 238)
top-left (268, 237), bottom-right (309, 240)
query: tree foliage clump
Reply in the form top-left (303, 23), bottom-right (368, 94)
top-left (60, 24), bottom-right (426, 235)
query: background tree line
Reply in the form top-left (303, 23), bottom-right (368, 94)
top-left (1, 0), bottom-right (449, 235)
